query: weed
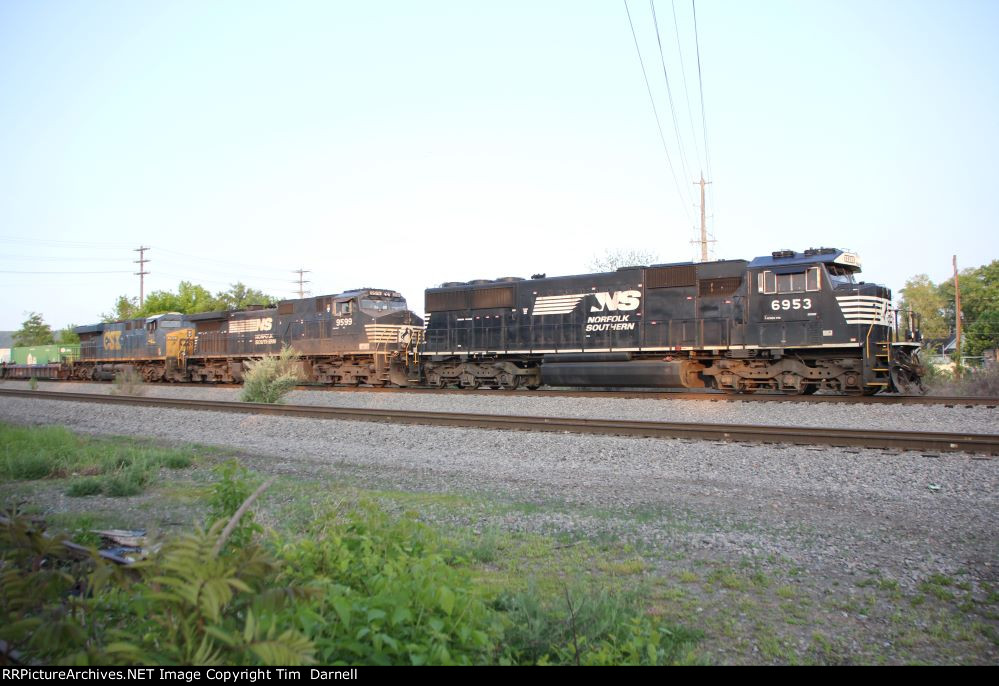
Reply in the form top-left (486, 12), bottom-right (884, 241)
top-left (494, 583), bottom-right (700, 665)
top-left (0, 423), bottom-right (197, 497)
top-left (66, 478), bottom-right (103, 497)
top-left (207, 460), bottom-right (263, 550)
top-left (110, 368), bottom-right (146, 396)
top-left (240, 347), bottom-right (302, 404)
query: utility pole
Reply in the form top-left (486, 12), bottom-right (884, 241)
top-left (694, 173), bottom-right (712, 262)
top-left (134, 246), bottom-right (150, 306)
top-left (953, 255), bottom-right (963, 377)
top-left (293, 268), bottom-right (311, 299)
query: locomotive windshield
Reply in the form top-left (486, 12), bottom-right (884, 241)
top-left (360, 297), bottom-right (408, 316)
top-left (825, 264), bottom-right (858, 287)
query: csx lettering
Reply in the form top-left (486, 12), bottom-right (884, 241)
top-left (770, 298), bottom-right (811, 311)
top-left (590, 290), bottom-right (641, 312)
top-left (103, 330), bottom-right (122, 350)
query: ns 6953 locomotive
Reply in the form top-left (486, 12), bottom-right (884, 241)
top-left (419, 248), bottom-right (923, 395)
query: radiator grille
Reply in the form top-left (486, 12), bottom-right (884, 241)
top-left (646, 265), bottom-right (696, 288)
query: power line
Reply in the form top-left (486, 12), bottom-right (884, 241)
top-left (151, 247), bottom-right (300, 277)
top-left (0, 236), bottom-right (133, 249)
top-left (623, 0), bottom-right (694, 227)
top-left (0, 270), bottom-right (134, 274)
top-left (650, 0), bottom-right (695, 204)
top-left (0, 255), bottom-right (132, 263)
top-left (691, 0), bottom-right (713, 184)
top-left (671, 0), bottom-right (702, 168)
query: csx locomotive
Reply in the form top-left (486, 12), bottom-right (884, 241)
top-left (2, 248), bottom-right (924, 395)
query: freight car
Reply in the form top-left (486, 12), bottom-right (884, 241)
top-left (0, 344), bottom-right (79, 379)
top-left (69, 288), bottom-right (424, 386)
top-left (420, 248), bottom-right (924, 395)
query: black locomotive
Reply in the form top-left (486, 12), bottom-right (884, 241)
top-left (420, 248), bottom-right (923, 395)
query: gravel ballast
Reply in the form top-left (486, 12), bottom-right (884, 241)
top-left (1, 384), bottom-right (997, 664)
top-left (4, 381), bottom-right (998, 434)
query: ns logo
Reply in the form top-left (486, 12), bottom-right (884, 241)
top-left (590, 290), bottom-right (641, 312)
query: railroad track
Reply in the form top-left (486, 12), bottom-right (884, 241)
top-left (298, 385), bottom-right (999, 407)
top-left (30, 379), bottom-right (999, 407)
top-left (3, 388), bottom-right (997, 456)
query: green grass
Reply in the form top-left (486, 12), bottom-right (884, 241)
top-left (0, 422), bottom-right (197, 497)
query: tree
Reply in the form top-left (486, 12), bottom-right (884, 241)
top-left (57, 325), bottom-right (80, 345)
top-left (140, 281), bottom-right (217, 316)
top-left (965, 309), bottom-right (999, 358)
top-left (587, 249), bottom-right (660, 273)
top-left (102, 295), bottom-right (139, 323)
top-left (898, 274), bottom-right (949, 340)
top-left (937, 259), bottom-right (999, 337)
top-left (215, 282), bottom-right (273, 311)
top-left (13, 312), bottom-right (55, 346)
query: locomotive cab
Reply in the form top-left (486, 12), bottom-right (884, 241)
top-left (738, 248), bottom-right (923, 394)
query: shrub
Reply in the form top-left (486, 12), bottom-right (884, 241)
top-left (926, 361), bottom-right (999, 397)
top-left (110, 368), bottom-right (146, 396)
top-left (0, 512), bottom-right (315, 665)
top-left (241, 347), bottom-right (303, 404)
top-left (278, 505), bottom-right (503, 665)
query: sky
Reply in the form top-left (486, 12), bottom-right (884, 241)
top-left (1, 0), bottom-right (997, 331)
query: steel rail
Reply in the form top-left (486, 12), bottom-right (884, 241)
top-left (298, 385), bottom-right (999, 407)
top-left (2, 388), bottom-right (997, 455)
top-left (32, 379), bottom-right (999, 406)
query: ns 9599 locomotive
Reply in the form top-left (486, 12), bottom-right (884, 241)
top-left (420, 248), bottom-right (924, 395)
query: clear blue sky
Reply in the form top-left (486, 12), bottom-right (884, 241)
top-left (1, 0), bottom-right (996, 330)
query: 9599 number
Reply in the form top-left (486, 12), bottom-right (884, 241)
top-left (770, 298), bottom-right (812, 311)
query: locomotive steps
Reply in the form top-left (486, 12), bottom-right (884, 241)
top-left (3, 388), bottom-right (997, 456)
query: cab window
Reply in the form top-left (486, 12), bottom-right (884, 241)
top-left (760, 267), bottom-right (821, 294)
top-left (359, 298), bottom-right (408, 316)
top-left (825, 264), bottom-right (857, 287)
